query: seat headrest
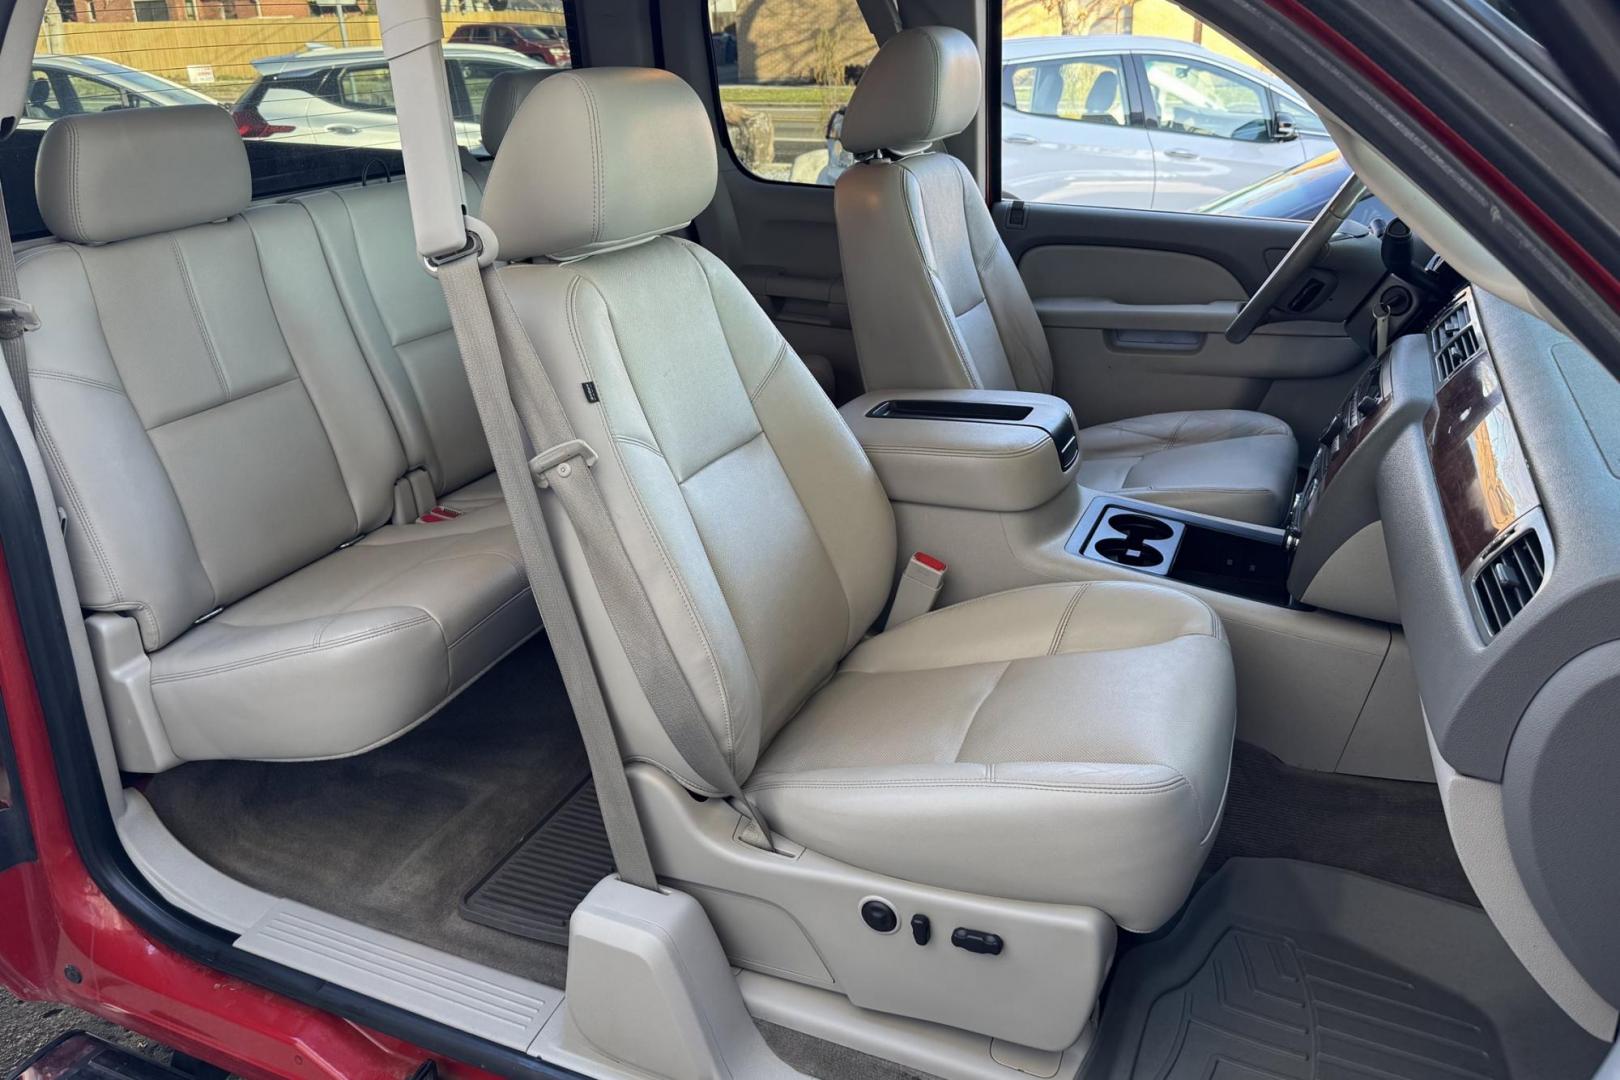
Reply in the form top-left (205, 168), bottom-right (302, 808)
top-left (479, 68), bottom-right (560, 157)
top-left (37, 105), bottom-right (251, 245)
top-left (482, 68), bottom-right (717, 262)
top-left (840, 26), bottom-right (981, 158)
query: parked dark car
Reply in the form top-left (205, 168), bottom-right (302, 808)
top-left (1199, 149), bottom-right (1393, 227)
top-left (448, 22), bottom-right (571, 67)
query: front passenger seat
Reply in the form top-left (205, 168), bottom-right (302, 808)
top-left (479, 66), bottom-right (1236, 1048)
top-left (834, 27), bottom-right (1299, 527)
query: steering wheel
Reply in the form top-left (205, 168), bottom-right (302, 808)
top-left (1225, 173), bottom-right (1369, 344)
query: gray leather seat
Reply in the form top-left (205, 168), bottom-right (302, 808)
top-left (834, 27), bottom-right (1299, 526)
top-left (21, 105), bottom-right (537, 765)
top-left (480, 68), bottom-right (1236, 931)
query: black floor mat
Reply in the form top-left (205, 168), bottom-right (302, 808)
top-left (461, 779), bottom-right (614, 945)
top-left (142, 636), bottom-right (590, 986)
top-left (1089, 859), bottom-right (1605, 1080)
top-left (1205, 741), bottom-right (1478, 906)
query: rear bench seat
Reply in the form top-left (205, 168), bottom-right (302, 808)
top-left (20, 104), bottom-right (538, 771)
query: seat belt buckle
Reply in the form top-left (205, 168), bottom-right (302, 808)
top-left (0, 297), bottom-right (40, 339)
top-left (418, 506), bottom-right (464, 523)
top-left (885, 552), bottom-right (946, 629)
top-left (530, 439), bottom-right (599, 488)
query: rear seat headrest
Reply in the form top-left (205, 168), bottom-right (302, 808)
top-left (37, 104), bottom-right (251, 245)
top-left (481, 68), bottom-right (716, 263)
top-left (840, 26), bottom-right (982, 158)
top-left (480, 68), bottom-right (560, 157)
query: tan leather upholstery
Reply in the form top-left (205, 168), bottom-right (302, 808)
top-left (481, 69), bottom-right (557, 157)
top-left (485, 68), bottom-right (1234, 931)
top-left (1077, 410), bottom-right (1299, 525)
top-left (483, 67), bottom-right (717, 262)
top-left (37, 106), bottom-right (251, 245)
top-left (750, 581), bottom-right (1234, 931)
top-left (839, 389), bottom-right (1077, 513)
top-left (296, 176), bottom-right (500, 514)
top-left (835, 28), bottom-right (1299, 525)
top-left (838, 25), bottom-right (981, 157)
top-left (23, 111), bottom-right (535, 764)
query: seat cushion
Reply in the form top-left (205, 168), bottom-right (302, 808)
top-left (747, 581), bottom-right (1236, 931)
top-left (148, 520), bottom-right (536, 761)
top-left (1075, 410), bottom-right (1298, 526)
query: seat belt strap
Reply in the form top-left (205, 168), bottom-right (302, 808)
top-left (0, 181), bottom-right (38, 425)
top-left (436, 250), bottom-right (662, 890)
top-left (480, 266), bottom-right (779, 853)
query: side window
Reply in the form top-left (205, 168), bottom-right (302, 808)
top-left (3, 9), bottom-right (576, 242)
top-left (998, 0), bottom-right (1348, 220)
top-left (1141, 55), bottom-right (1268, 141)
top-left (705, 0), bottom-right (881, 184)
top-left (1005, 56), bottom-right (1128, 126)
top-left (456, 60), bottom-right (513, 128)
top-left (64, 75), bottom-right (128, 114)
top-left (338, 66), bottom-right (396, 112)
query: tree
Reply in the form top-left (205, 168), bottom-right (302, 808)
top-left (1042, 0), bottom-right (1139, 36)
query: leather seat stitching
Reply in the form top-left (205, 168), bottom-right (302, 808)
top-left (34, 414), bottom-right (141, 637)
top-left (566, 267), bottom-right (739, 763)
top-left (748, 775), bottom-right (1189, 795)
top-left (1048, 582), bottom-right (1091, 655)
top-left (447, 588), bottom-right (533, 649)
top-left (898, 164), bottom-right (980, 389)
top-left (30, 369), bottom-right (125, 395)
top-left (950, 659), bottom-right (1011, 765)
top-left (150, 613), bottom-right (435, 683)
top-left (169, 234), bottom-right (232, 400)
top-left (748, 339), bottom-right (790, 403)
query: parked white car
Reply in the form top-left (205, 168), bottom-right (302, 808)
top-left (21, 54), bottom-right (220, 127)
top-left (999, 36), bottom-right (1334, 210)
top-left (795, 36), bottom-right (1332, 210)
top-left (232, 43), bottom-right (547, 154)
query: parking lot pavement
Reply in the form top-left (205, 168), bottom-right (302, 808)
top-left (0, 987), bottom-right (171, 1076)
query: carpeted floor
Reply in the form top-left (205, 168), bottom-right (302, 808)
top-left (142, 635), bottom-right (588, 987)
top-left (1202, 740), bottom-right (1478, 906)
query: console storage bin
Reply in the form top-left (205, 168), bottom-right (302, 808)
top-left (840, 389), bottom-right (1080, 513)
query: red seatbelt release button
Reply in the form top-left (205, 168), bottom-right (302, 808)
top-left (886, 552), bottom-right (947, 629)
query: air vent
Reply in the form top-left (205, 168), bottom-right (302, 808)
top-left (1473, 530), bottom-right (1546, 637)
top-left (1430, 295), bottom-right (1482, 383)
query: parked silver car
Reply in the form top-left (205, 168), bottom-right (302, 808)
top-left (1000, 36), bottom-right (1334, 210)
top-left (22, 54), bottom-right (220, 126)
top-left (232, 43), bottom-right (547, 154)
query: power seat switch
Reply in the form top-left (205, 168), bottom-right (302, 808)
top-left (951, 927), bottom-right (1003, 956)
top-left (911, 913), bottom-right (932, 945)
top-left (861, 899), bottom-right (898, 934)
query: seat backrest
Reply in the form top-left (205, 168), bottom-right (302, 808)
top-left (21, 106), bottom-right (408, 650)
top-left (296, 175), bottom-right (492, 505)
top-left (835, 27), bottom-right (1054, 397)
top-left (481, 68), bottom-right (897, 783)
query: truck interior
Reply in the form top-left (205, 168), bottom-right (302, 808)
top-left (1, 0), bottom-right (1619, 1078)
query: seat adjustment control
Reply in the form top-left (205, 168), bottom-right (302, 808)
top-left (860, 898), bottom-right (898, 934)
top-left (951, 927), bottom-right (1003, 955)
top-left (911, 914), bottom-right (931, 945)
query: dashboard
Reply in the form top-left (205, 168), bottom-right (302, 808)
top-left (1369, 283), bottom-right (1620, 1027)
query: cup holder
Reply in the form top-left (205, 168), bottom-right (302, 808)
top-left (1106, 512), bottom-right (1175, 542)
top-left (1095, 537), bottom-right (1165, 568)
top-left (1072, 504), bottom-right (1187, 577)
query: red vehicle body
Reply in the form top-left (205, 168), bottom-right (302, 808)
top-left (0, 3), bottom-right (1617, 1079)
top-left (447, 24), bottom-right (570, 67)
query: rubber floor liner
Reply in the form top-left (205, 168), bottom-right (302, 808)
top-left (461, 779), bottom-right (614, 945)
top-left (1086, 859), bottom-right (1606, 1080)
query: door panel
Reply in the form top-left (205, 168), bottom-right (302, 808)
top-left (1000, 201), bottom-right (1378, 456)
